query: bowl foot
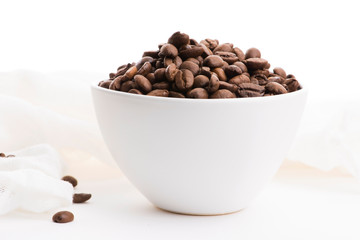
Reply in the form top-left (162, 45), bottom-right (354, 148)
top-left (155, 205), bottom-right (244, 216)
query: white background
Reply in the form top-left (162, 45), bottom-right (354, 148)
top-left (1, 0), bottom-right (359, 90)
top-left (1, 0), bottom-right (360, 239)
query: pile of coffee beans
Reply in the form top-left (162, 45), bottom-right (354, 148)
top-left (99, 32), bottom-right (301, 98)
top-left (52, 175), bottom-right (92, 223)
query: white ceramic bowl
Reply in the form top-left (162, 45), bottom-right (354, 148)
top-left (92, 82), bottom-right (308, 215)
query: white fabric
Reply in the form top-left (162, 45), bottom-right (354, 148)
top-left (0, 144), bottom-right (73, 215)
top-left (0, 70), bottom-right (360, 179)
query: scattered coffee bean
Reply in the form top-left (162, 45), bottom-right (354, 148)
top-left (100, 32), bottom-right (301, 98)
top-left (0, 153), bottom-right (6, 157)
top-left (52, 211), bottom-right (74, 223)
top-left (73, 193), bottom-right (92, 203)
top-left (61, 175), bottom-right (78, 188)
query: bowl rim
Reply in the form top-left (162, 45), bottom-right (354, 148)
top-left (92, 80), bottom-right (308, 103)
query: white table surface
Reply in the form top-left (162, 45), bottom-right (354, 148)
top-left (2, 161), bottom-right (360, 240)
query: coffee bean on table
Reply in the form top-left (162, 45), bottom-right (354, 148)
top-left (62, 175), bottom-right (78, 187)
top-left (73, 193), bottom-right (92, 203)
top-left (0, 153), bottom-right (6, 157)
top-left (53, 211), bottom-right (74, 223)
top-left (100, 32), bottom-right (301, 98)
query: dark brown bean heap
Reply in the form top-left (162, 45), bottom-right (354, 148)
top-left (99, 32), bottom-right (301, 98)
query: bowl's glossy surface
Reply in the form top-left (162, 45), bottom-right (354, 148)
top-left (92, 83), bottom-right (308, 215)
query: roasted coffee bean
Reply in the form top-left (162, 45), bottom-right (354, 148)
top-left (268, 76), bottom-right (285, 84)
top-left (186, 57), bottom-right (200, 65)
top-left (284, 78), bottom-right (301, 92)
top-left (147, 89), bottom-right (169, 97)
top-left (146, 73), bottom-right (156, 84)
top-left (120, 80), bottom-right (135, 92)
top-left (265, 82), bottom-right (287, 94)
top-left (210, 89), bottom-right (236, 98)
top-left (179, 46), bottom-right (204, 59)
top-left (134, 75), bottom-right (152, 93)
top-left (142, 50), bottom-right (159, 58)
top-left (159, 43), bottom-right (178, 58)
top-left (155, 60), bottom-right (164, 68)
top-left (102, 32), bottom-right (301, 98)
top-left (238, 90), bottom-right (263, 98)
top-left (99, 80), bottom-right (112, 89)
top-left (124, 66), bottom-right (138, 80)
top-left (233, 47), bottom-right (245, 61)
top-left (250, 77), bottom-right (259, 85)
top-left (53, 211), bottom-right (74, 223)
top-left (224, 65), bottom-right (242, 78)
top-left (109, 72), bottom-right (116, 79)
top-left (219, 81), bottom-right (238, 92)
top-left (207, 74), bottom-right (220, 93)
top-left (0, 153), bottom-right (6, 157)
top-left (173, 56), bottom-right (182, 68)
top-left (169, 91), bottom-right (185, 98)
top-left (163, 57), bottom-right (173, 67)
top-left (245, 58), bottom-right (268, 70)
top-left (265, 62), bottom-right (271, 69)
top-left (287, 74), bottom-right (296, 79)
top-left (228, 74), bottom-right (251, 86)
top-left (180, 61), bottom-right (200, 76)
top-left (213, 43), bottom-right (233, 53)
top-left (154, 68), bottom-right (166, 82)
top-left (187, 88), bottom-right (209, 99)
top-left (212, 68), bottom-right (227, 81)
top-left (165, 63), bottom-right (178, 82)
top-left (137, 62), bottom-right (152, 76)
top-left (273, 67), bottom-right (287, 79)
top-left (215, 51), bottom-right (238, 64)
top-left (168, 31), bottom-right (190, 48)
top-left (203, 55), bottom-right (224, 68)
top-left (251, 69), bottom-right (270, 77)
top-left (190, 38), bottom-right (199, 46)
top-left (109, 80), bottom-right (116, 90)
top-left (73, 193), bottom-right (92, 203)
top-left (136, 57), bottom-right (153, 69)
top-left (238, 82), bottom-right (265, 94)
top-left (245, 48), bottom-right (261, 59)
top-left (233, 61), bottom-right (248, 73)
top-left (201, 38), bottom-right (219, 50)
top-left (252, 74), bottom-right (268, 85)
top-left (199, 43), bottom-right (213, 57)
top-left (62, 175), bottom-right (78, 187)
top-left (193, 75), bottom-right (210, 88)
top-left (199, 67), bottom-right (211, 78)
top-left (129, 89), bottom-right (143, 94)
top-left (175, 69), bottom-right (194, 91)
top-left (153, 81), bottom-right (170, 90)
